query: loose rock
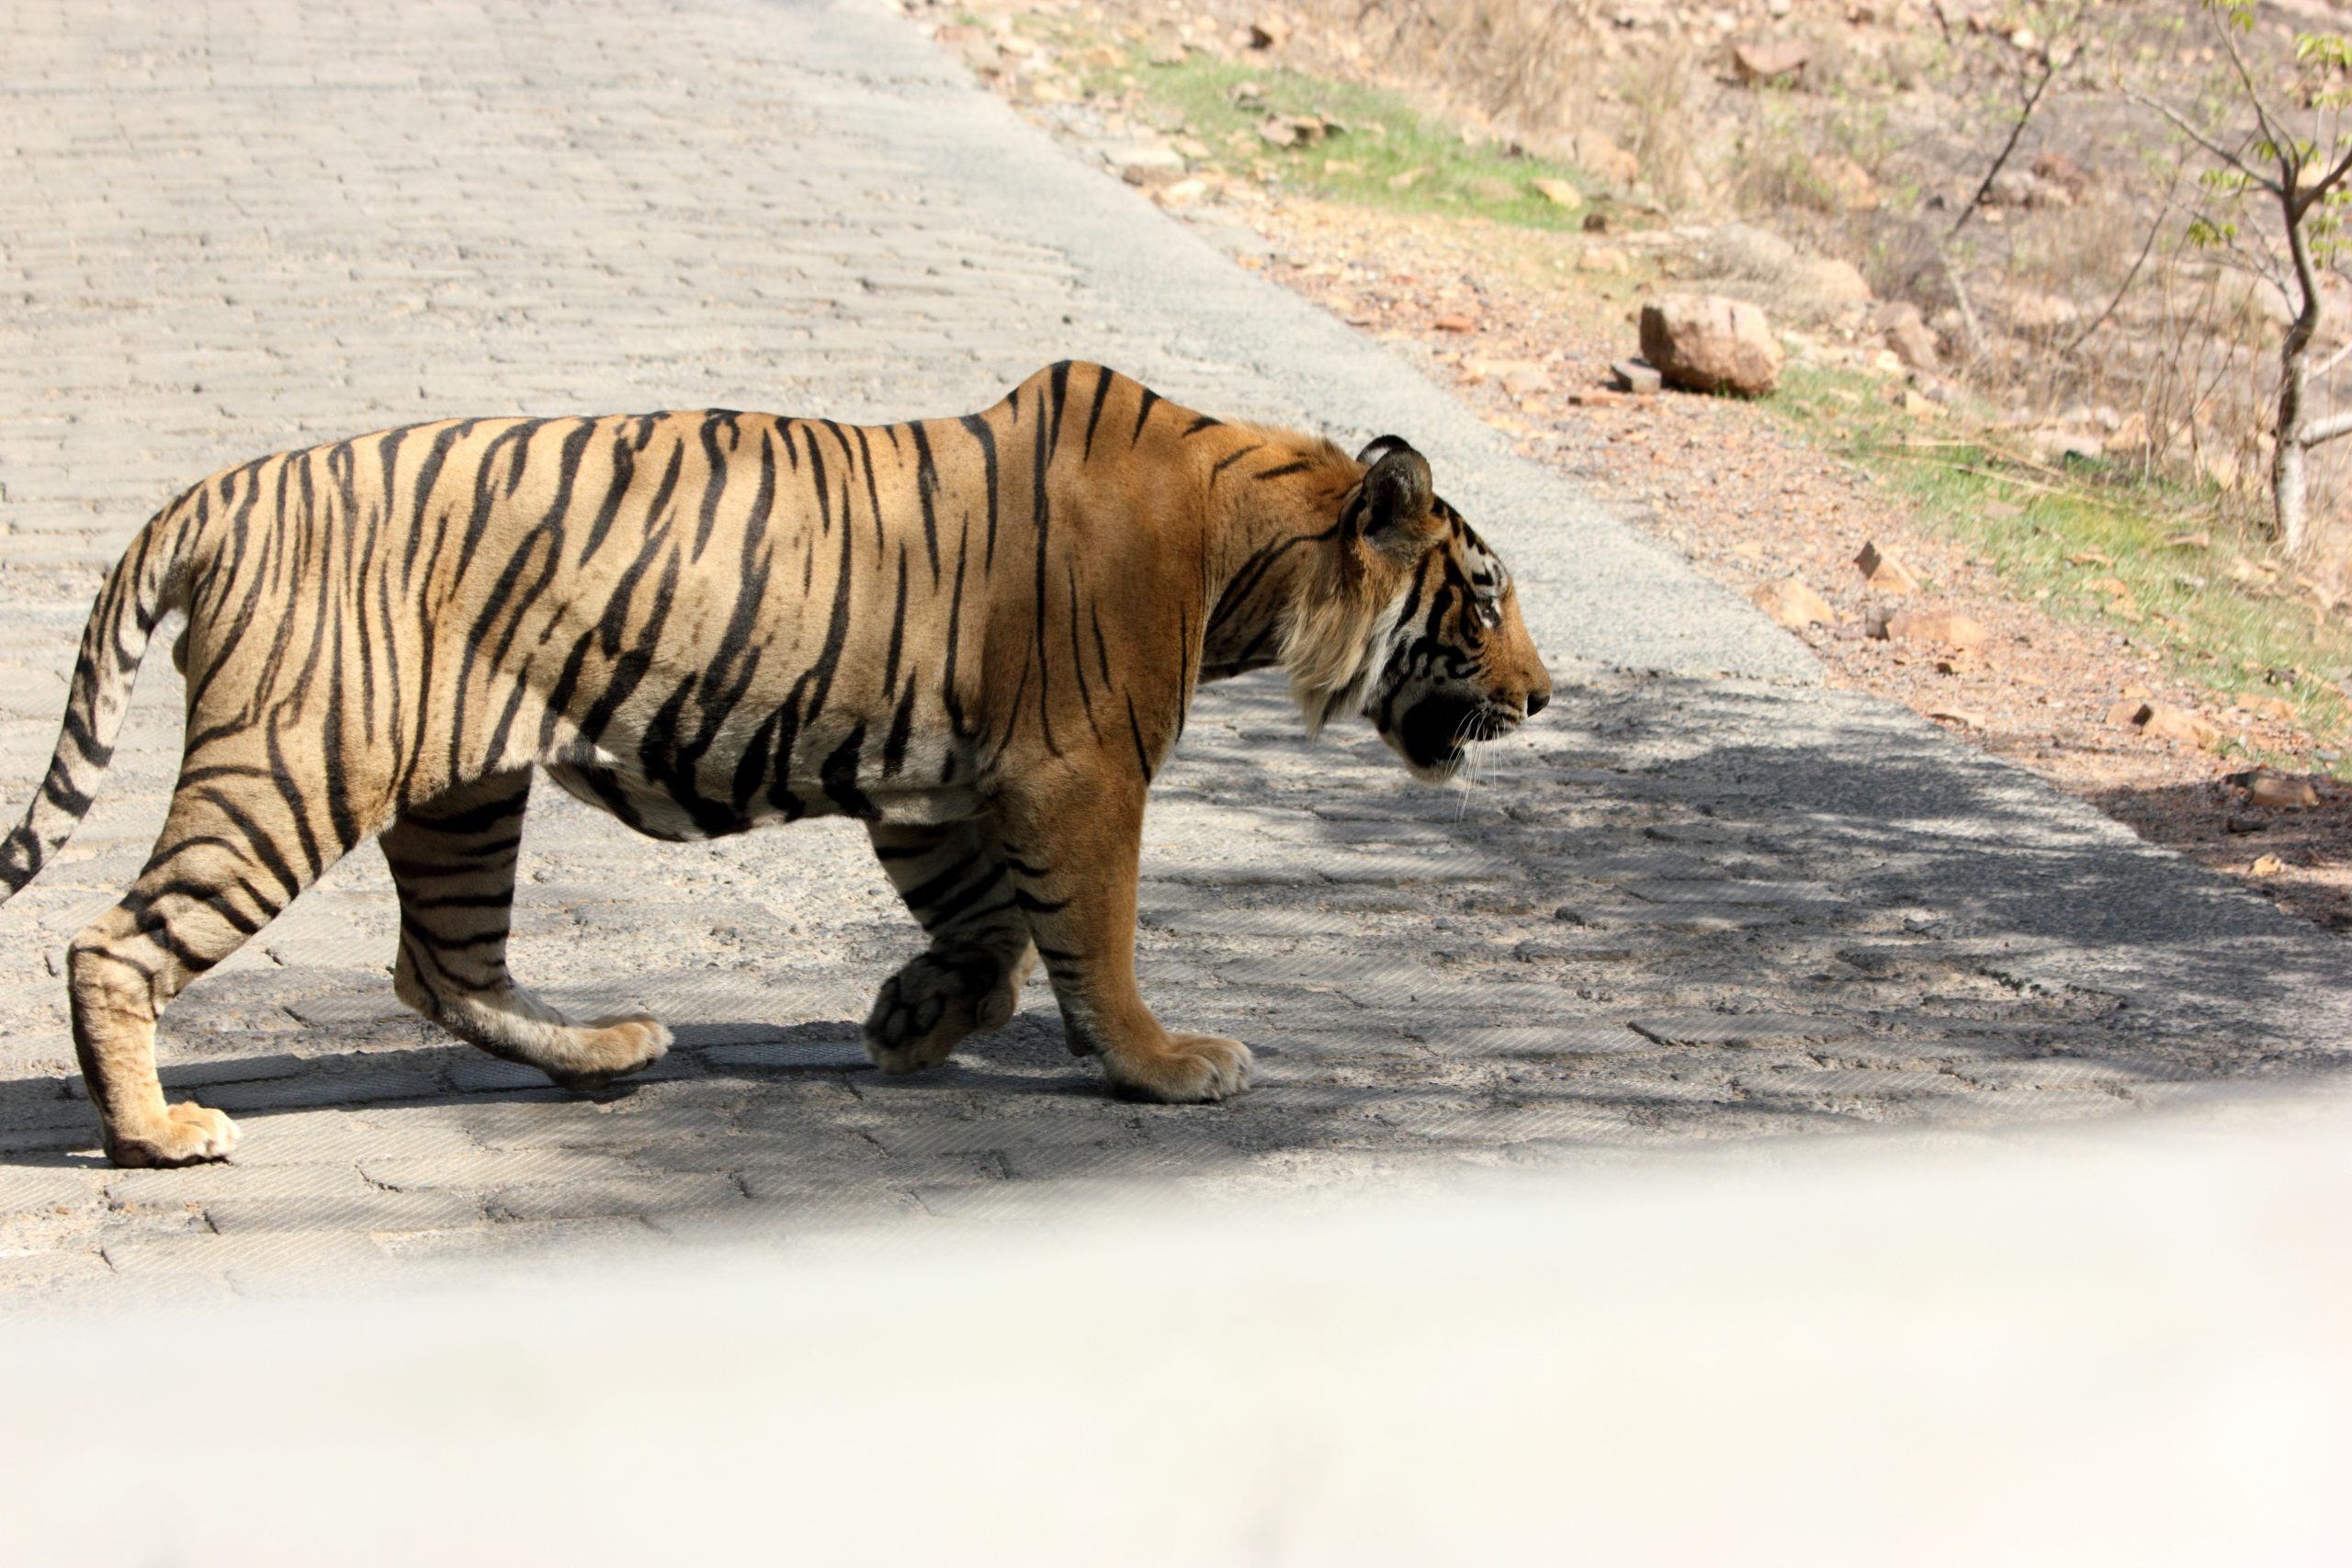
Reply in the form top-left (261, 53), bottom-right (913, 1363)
top-left (1750, 577), bottom-right (1838, 630)
top-left (1798, 256), bottom-right (1872, 305)
top-left (1530, 177), bottom-right (1583, 209)
top-left (2235, 694), bottom-right (2296, 723)
top-left (1106, 143), bottom-right (1184, 178)
top-left (1638, 293), bottom-right (1783, 397)
top-left (1732, 38), bottom-right (1810, 83)
top-left (2007, 291), bottom-right (2081, 333)
top-left (1257, 114), bottom-right (1336, 148)
top-left (1854, 539), bottom-right (1920, 593)
top-left (1610, 357), bottom-right (1664, 394)
top-left (1874, 301), bottom-right (1939, 371)
top-left (2244, 773), bottom-right (2320, 809)
top-left (2132, 701), bottom-right (2221, 749)
top-left (1881, 610), bottom-right (1987, 649)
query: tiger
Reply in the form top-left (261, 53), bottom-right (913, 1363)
top-left (0, 361), bottom-right (1550, 1168)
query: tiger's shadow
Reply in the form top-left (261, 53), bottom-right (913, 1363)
top-left (0, 1015), bottom-right (1119, 1168)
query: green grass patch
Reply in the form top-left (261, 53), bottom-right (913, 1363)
top-left (1094, 52), bottom-right (1600, 232)
top-left (1774, 363), bottom-right (2352, 774)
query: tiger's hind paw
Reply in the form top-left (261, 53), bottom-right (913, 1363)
top-left (105, 1100), bottom-right (240, 1168)
top-left (537, 1014), bottom-right (671, 1092)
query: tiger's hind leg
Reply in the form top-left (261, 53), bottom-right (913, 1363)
top-left (384, 771), bottom-right (669, 1091)
top-left (863, 818), bottom-right (1038, 1075)
top-left (70, 770), bottom-right (365, 1168)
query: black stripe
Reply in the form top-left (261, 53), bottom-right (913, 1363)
top-left (908, 421), bottom-right (944, 587)
top-left (901, 854), bottom-right (984, 908)
top-left (881, 671), bottom-right (918, 778)
top-left (1081, 366), bottom-right (1115, 459)
top-left (1046, 360), bottom-right (1072, 457)
top-left (692, 412), bottom-right (736, 560)
top-left (1090, 603), bottom-right (1114, 688)
top-left (404, 791), bottom-right (529, 837)
top-left (1030, 397), bottom-right (1057, 758)
top-left (958, 413), bottom-right (1001, 571)
top-left (882, 543), bottom-right (909, 694)
top-left (1067, 561), bottom-right (1098, 735)
top-left (850, 423), bottom-right (887, 557)
top-left (1125, 695), bottom-right (1155, 781)
top-left (807, 423), bottom-right (832, 535)
top-left (820, 723), bottom-right (877, 818)
top-left (1208, 444), bottom-right (1263, 488)
top-left (40, 765), bottom-right (91, 817)
top-left (401, 890), bottom-right (516, 912)
top-left (924, 862), bottom-right (1012, 925)
top-left (187, 786), bottom-right (300, 900)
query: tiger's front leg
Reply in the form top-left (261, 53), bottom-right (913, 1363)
top-left (990, 769), bottom-right (1251, 1102)
top-left (864, 818), bottom-right (1038, 1074)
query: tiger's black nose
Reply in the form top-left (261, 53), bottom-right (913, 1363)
top-left (1525, 689), bottom-right (1549, 717)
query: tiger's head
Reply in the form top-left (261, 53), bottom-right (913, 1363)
top-left (1284, 436), bottom-right (1551, 783)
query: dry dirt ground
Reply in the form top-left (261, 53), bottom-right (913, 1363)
top-left (934, 7), bottom-right (2352, 936)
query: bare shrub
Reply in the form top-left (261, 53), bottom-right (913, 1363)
top-left (1337, 0), bottom-right (1607, 134)
top-left (1615, 32), bottom-right (1706, 207)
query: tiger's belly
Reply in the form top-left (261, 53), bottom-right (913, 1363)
top-left (541, 752), bottom-right (982, 841)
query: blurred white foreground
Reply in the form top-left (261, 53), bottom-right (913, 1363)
top-left (6, 1092), bottom-right (2346, 1565)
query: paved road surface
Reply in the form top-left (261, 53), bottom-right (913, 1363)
top-left (2, 0), bottom-right (2346, 1303)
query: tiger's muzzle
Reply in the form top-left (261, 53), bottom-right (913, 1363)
top-left (1394, 692), bottom-right (1535, 781)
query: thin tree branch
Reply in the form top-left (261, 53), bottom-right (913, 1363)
top-left (2127, 88), bottom-right (2279, 190)
top-left (2301, 410), bottom-right (2352, 445)
top-left (2217, 12), bottom-right (2297, 181)
top-left (2297, 143), bottom-right (2352, 214)
top-left (2312, 335), bottom-right (2352, 379)
top-left (1951, 46), bottom-right (2064, 241)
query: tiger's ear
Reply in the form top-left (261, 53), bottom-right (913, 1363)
top-left (1351, 436), bottom-right (1435, 558)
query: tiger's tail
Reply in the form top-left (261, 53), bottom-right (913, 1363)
top-left (0, 506), bottom-right (188, 905)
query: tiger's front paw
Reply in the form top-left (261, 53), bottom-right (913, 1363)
top-left (863, 946), bottom-right (1033, 1077)
top-left (864, 959), bottom-right (978, 1076)
top-left (1102, 1032), bottom-right (1253, 1103)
